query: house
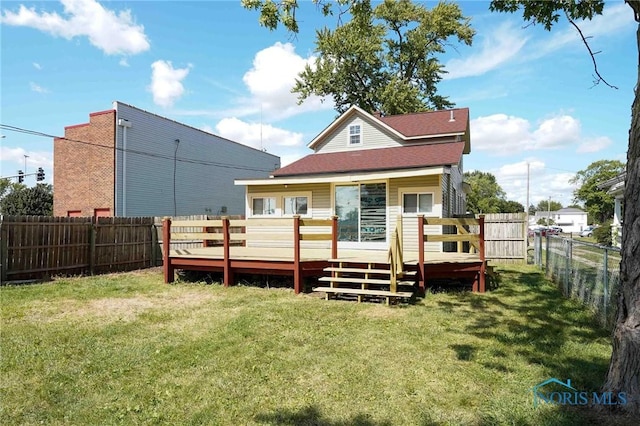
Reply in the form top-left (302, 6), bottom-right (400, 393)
top-left (53, 101), bottom-right (280, 217)
top-left (532, 207), bottom-right (588, 233)
top-left (235, 105), bottom-right (470, 252)
top-left (597, 171), bottom-right (625, 247)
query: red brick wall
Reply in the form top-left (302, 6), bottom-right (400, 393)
top-left (53, 110), bottom-right (116, 217)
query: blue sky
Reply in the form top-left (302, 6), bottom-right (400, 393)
top-left (0, 0), bottom-right (636, 208)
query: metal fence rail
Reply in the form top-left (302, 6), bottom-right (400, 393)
top-left (535, 234), bottom-right (621, 328)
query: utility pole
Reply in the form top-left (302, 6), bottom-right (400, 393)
top-left (526, 162), bottom-right (530, 222)
top-left (24, 154), bottom-right (29, 174)
top-left (547, 196), bottom-right (551, 226)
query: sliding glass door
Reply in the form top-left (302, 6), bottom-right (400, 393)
top-left (335, 183), bottom-right (387, 247)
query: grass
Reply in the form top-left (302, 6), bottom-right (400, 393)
top-left (0, 266), bottom-right (633, 425)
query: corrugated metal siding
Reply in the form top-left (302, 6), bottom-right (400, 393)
top-left (114, 102), bottom-right (279, 217)
top-left (315, 115), bottom-right (402, 153)
top-left (450, 162), bottom-right (465, 215)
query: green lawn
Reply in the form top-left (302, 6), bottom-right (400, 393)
top-left (0, 266), bottom-right (632, 425)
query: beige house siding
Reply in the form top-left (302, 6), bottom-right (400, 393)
top-left (245, 183), bottom-right (332, 248)
top-left (390, 175), bottom-right (442, 252)
top-left (244, 175), bottom-right (446, 252)
top-left (313, 114), bottom-right (403, 153)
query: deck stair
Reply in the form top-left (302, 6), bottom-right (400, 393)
top-left (314, 260), bottom-right (416, 305)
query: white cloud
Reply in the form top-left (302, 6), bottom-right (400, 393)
top-left (0, 146), bottom-right (54, 182)
top-left (483, 159), bottom-right (577, 207)
top-left (444, 22), bottom-right (528, 80)
top-left (241, 42), bottom-right (333, 120)
top-left (537, 3), bottom-right (635, 57)
top-left (119, 58), bottom-right (129, 67)
top-left (30, 82), bottom-right (49, 93)
top-left (471, 113), bottom-right (585, 153)
top-left (215, 117), bottom-right (304, 151)
top-left (0, 0), bottom-right (150, 55)
top-left (149, 60), bottom-right (192, 108)
top-left (32, 62), bottom-right (41, 70)
top-left (577, 136), bottom-right (613, 153)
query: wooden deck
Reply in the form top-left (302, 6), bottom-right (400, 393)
top-left (162, 215), bottom-right (487, 297)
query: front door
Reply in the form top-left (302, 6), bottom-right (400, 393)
top-left (335, 182), bottom-right (387, 249)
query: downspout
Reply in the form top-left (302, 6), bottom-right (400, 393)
top-left (118, 119), bottom-right (132, 216)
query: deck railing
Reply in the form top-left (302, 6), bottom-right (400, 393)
top-left (417, 215), bottom-right (486, 292)
top-left (163, 216), bottom-right (338, 293)
top-left (387, 215), bottom-right (404, 293)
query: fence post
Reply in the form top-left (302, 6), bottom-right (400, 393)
top-left (478, 215), bottom-right (486, 293)
top-left (417, 215), bottom-right (425, 293)
top-left (151, 223), bottom-right (158, 267)
top-left (603, 247), bottom-right (609, 324)
top-left (0, 219), bottom-right (8, 284)
top-left (163, 217), bottom-right (174, 283)
top-left (545, 234), bottom-right (550, 276)
top-left (222, 216), bottom-right (232, 287)
top-left (293, 215), bottom-right (302, 294)
top-left (331, 215), bottom-right (338, 260)
top-left (89, 217), bottom-right (96, 275)
top-left (563, 238), bottom-right (570, 296)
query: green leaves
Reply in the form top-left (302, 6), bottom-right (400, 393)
top-left (294, 1), bottom-right (474, 115)
top-left (571, 159), bottom-right (625, 224)
top-left (0, 183), bottom-right (53, 216)
top-left (489, 0), bottom-right (605, 31)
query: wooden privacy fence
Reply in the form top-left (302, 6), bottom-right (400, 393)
top-left (0, 216), bottom-right (155, 283)
top-left (482, 213), bottom-right (527, 264)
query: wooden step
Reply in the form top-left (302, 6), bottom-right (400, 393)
top-left (313, 287), bottom-right (414, 298)
top-left (318, 277), bottom-right (415, 286)
top-left (323, 267), bottom-right (417, 276)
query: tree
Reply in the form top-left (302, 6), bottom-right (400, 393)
top-left (490, 0), bottom-right (640, 414)
top-left (571, 160), bottom-right (625, 224)
top-left (534, 199), bottom-right (563, 213)
top-left (500, 200), bottom-right (525, 213)
top-left (0, 183), bottom-right (53, 216)
top-left (0, 178), bottom-right (11, 202)
top-left (245, 0), bottom-right (475, 115)
top-left (464, 171), bottom-right (507, 214)
top-left (536, 217), bottom-right (555, 226)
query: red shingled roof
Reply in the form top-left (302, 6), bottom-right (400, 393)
top-left (379, 108), bottom-right (469, 137)
top-left (273, 142), bottom-right (465, 177)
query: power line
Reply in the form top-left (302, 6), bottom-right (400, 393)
top-left (0, 124), bottom-right (277, 173)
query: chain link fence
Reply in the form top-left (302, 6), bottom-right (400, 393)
top-left (534, 233), bottom-right (621, 329)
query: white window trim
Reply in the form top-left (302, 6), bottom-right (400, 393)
top-left (399, 187), bottom-right (437, 217)
top-left (347, 123), bottom-right (363, 146)
top-left (248, 192), bottom-right (312, 218)
top-left (250, 196), bottom-right (278, 217)
top-left (282, 193), bottom-right (312, 218)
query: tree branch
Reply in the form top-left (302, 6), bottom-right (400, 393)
top-left (565, 11), bottom-right (618, 90)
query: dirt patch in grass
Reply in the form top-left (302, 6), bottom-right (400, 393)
top-left (27, 290), bottom-right (219, 324)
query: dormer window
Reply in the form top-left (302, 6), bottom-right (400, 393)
top-left (349, 124), bottom-right (362, 145)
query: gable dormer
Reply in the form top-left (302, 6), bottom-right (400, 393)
top-left (309, 106), bottom-right (470, 155)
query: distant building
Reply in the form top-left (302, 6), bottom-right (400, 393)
top-left (532, 207), bottom-right (588, 233)
top-left (597, 171), bottom-right (625, 248)
top-left (54, 101), bottom-right (280, 217)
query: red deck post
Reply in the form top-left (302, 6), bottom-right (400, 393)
top-left (222, 216), bottom-right (233, 287)
top-left (417, 215), bottom-right (425, 293)
top-left (478, 215), bottom-right (486, 293)
top-left (163, 217), bottom-right (174, 283)
top-left (331, 215), bottom-right (338, 260)
top-left (293, 215), bottom-right (302, 294)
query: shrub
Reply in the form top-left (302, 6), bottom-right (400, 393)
top-left (593, 221), bottom-right (612, 246)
